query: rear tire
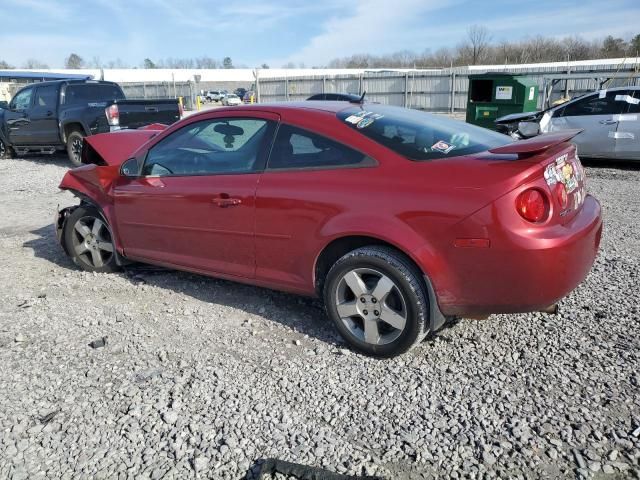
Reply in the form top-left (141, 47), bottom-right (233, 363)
top-left (63, 205), bottom-right (119, 273)
top-left (66, 130), bottom-right (84, 166)
top-left (323, 246), bottom-right (430, 358)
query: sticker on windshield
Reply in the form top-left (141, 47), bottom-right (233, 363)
top-left (344, 111), bottom-right (384, 126)
top-left (431, 140), bottom-right (456, 154)
top-left (345, 113), bottom-right (366, 125)
top-left (357, 117), bottom-right (375, 129)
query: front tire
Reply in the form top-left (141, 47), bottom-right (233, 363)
top-left (324, 246), bottom-right (430, 358)
top-left (66, 130), bottom-right (84, 166)
top-left (0, 138), bottom-right (13, 160)
top-left (63, 205), bottom-right (119, 273)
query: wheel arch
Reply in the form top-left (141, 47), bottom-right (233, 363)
top-left (62, 121), bottom-right (88, 143)
top-left (313, 234), bottom-right (449, 332)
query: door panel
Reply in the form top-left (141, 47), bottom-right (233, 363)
top-left (30, 85), bottom-right (59, 144)
top-left (113, 174), bottom-right (259, 277)
top-left (113, 113), bottom-right (279, 278)
top-left (6, 88), bottom-right (34, 145)
top-left (614, 90), bottom-right (640, 160)
top-left (550, 91), bottom-right (625, 158)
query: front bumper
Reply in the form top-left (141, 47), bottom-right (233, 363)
top-left (54, 205), bottom-right (77, 255)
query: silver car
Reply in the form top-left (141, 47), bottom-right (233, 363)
top-left (495, 86), bottom-right (640, 160)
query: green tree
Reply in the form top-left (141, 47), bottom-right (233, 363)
top-left (630, 34), bottom-right (640, 55)
top-left (65, 53), bottom-right (85, 69)
top-left (223, 57), bottom-right (233, 69)
top-left (601, 36), bottom-right (627, 58)
top-left (143, 58), bottom-right (156, 69)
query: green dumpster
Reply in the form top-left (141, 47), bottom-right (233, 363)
top-left (465, 73), bottom-right (538, 130)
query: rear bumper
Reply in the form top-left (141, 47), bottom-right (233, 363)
top-left (436, 194), bottom-right (602, 316)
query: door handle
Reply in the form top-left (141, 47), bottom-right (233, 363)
top-left (212, 195), bottom-right (241, 207)
top-left (599, 119), bottom-right (617, 125)
top-left (46, 111), bottom-right (53, 117)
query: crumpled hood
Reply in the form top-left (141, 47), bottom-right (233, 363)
top-left (82, 124), bottom-right (167, 166)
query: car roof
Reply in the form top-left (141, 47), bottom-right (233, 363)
top-left (187, 101), bottom-right (357, 122)
top-left (16, 79), bottom-right (119, 89)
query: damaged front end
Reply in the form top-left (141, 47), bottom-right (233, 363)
top-left (495, 110), bottom-right (553, 139)
top-left (54, 205), bottom-right (76, 253)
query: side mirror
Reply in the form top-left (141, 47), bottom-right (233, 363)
top-left (518, 121), bottom-right (540, 138)
top-left (0, 101), bottom-right (7, 110)
top-left (120, 158), bottom-right (139, 177)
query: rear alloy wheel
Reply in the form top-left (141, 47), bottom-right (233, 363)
top-left (63, 205), bottom-right (118, 273)
top-left (324, 246), bottom-right (430, 357)
top-left (66, 130), bottom-right (84, 166)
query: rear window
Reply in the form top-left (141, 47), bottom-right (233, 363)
top-left (64, 84), bottom-right (125, 106)
top-left (337, 106), bottom-right (512, 160)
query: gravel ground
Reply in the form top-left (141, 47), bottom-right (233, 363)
top-left (0, 155), bottom-right (638, 480)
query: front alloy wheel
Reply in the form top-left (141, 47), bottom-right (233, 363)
top-left (63, 205), bottom-right (118, 273)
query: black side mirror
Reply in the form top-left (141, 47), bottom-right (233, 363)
top-left (0, 101), bottom-right (7, 110)
top-left (120, 158), bottom-right (139, 177)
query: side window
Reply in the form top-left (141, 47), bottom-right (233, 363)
top-left (268, 124), bottom-right (371, 170)
top-left (560, 92), bottom-right (625, 117)
top-left (142, 118), bottom-right (273, 176)
top-left (34, 85), bottom-right (58, 109)
top-left (622, 90), bottom-right (640, 114)
top-left (10, 88), bottom-right (33, 111)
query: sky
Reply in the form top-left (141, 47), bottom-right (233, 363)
top-left (0, 0), bottom-right (639, 68)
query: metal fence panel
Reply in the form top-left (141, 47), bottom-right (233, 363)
top-left (257, 62), bottom-right (640, 112)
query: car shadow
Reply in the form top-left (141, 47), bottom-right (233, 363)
top-left (581, 157), bottom-right (640, 171)
top-left (23, 224), bottom-right (343, 348)
top-left (12, 152), bottom-right (72, 169)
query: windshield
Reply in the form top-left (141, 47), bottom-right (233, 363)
top-left (337, 105), bottom-right (512, 160)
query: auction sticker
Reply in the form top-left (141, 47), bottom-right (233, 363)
top-left (431, 140), bottom-right (455, 154)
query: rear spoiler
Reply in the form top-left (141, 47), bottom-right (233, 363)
top-left (489, 130), bottom-right (582, 156)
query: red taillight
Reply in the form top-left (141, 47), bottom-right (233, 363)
top-left (105, 104), bottom-right (119, 126)
top-left (554, 182), bottom-right (568, 210)
top-left (516, 189), bottom-right (548, 223)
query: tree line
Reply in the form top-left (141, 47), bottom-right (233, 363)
top-left (0, 55), bottom-right (240, 70)
top-left (1, 27), bottom-right (639, 71)
top-left (327, 27), bottom-right (640, 68)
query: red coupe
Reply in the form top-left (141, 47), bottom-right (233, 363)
top-left (56, 102), bottom-right (602, 357)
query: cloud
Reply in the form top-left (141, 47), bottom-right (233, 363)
top-left (278, 0), bottom-right (460, 65)
top-left (279, 0), bottom-right (640, 66)
top-left (2, 0), bottom-right (71, 21)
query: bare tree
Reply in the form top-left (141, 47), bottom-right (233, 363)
top-left (195, 57), bottom-right (218, 68)
top-left (467, 25), bottom-right (491, 65)
top-left (0, 60), bottom-right (13, 69)
top-left (23, 59), bottom-right (49, 69)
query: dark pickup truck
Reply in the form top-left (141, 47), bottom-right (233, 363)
top-left (0, 79), bottom-right (181, 165)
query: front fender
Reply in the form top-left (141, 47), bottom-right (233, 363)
top-left (59, 165), bottom-right (123, 253)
